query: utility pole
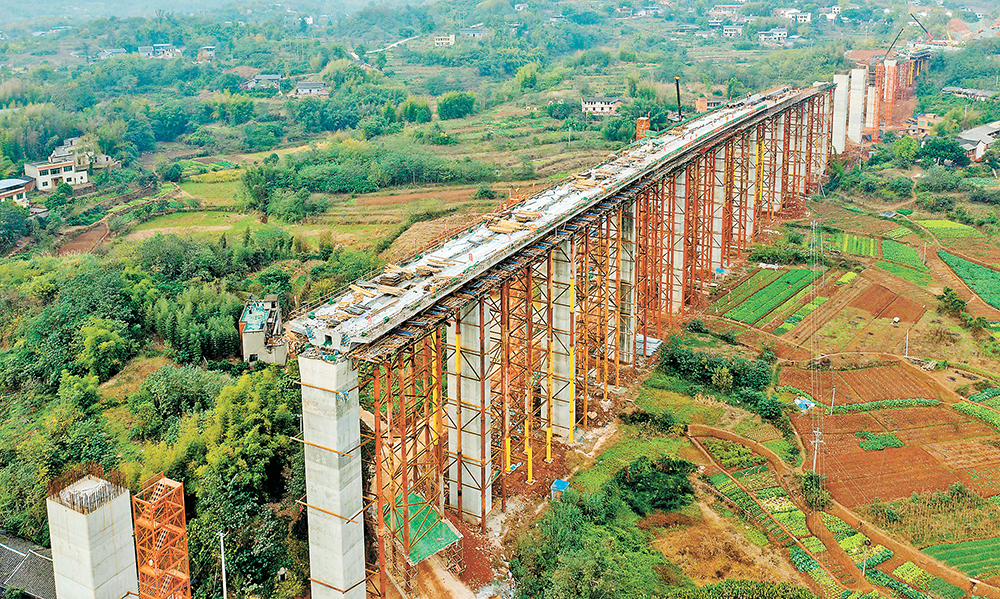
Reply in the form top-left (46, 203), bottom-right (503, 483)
top-left (811, 427), bottom-right (825, 473)
top-left (905, 328), bottom-right (910, 357)
top-left (828, 385), bottom-right (836, 415)
top-left (218, 531), bottom-right (228, 599)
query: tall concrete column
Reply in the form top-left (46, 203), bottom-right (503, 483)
top-left (47, 477), bottom-right (138, 599)
top-left (746, 127), bottom-right (759, 238)
top-left (543, 239), bottom-right (575, 440)
top-left (618, 203), bottom-right (637, 365)
top-left (771, 113), bottom-right (785, 214)
top-left (299, 354), bottom-right (365, 599)
top-left (446, 301), bottom-right (492, 521)
top-left (848, 68), bottom-right (866, 143)
top-left (832, 74), bottom-right (849, 154)
top-left (670, 168), bottom-right (688, 310)
top-left (712, 144), bottom-right (727, 270)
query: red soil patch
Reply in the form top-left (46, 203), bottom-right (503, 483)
top-left (447, 515), bottom-right (497, 591)
top-left (925, 438), bottom-right (1000, 469)
top-left (791, 412), bottom-right (882, 435)
top-left (780, 368), bottom-right (861, 404)
top-left (838, 364), bottom-right (940, 402)
top-left (870, 406), bottom-right (967, 431)
top-left (896, 421), bottom-right (997, 445)
top-left (59, 222), bottom-right (108, 256)
top-left (880, 295), bottom-right (925, 324)
top-left (821, 445), bottom-right (960, 507)
top-left (844, 281), bottom-right (925, 323)
top-left (850, 284), bottom-right (897, 315)
top-left (504, 438), bottom-right (571, 501)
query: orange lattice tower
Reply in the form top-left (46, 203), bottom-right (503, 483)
top-left (133, 474), bottom-right (191, 599)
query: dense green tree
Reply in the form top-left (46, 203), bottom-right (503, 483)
top-left (437, 91), bottom-right (476, 120)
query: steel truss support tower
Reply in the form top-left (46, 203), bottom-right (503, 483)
top-left (134, 475), bottom-right (191, 599)
top-left (298, 87), bottom-right (836, 599)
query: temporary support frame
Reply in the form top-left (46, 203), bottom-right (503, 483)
top-left (318, 87), bottom-right (838, 599)
top-left (133, 475), bottom-right (190, 599)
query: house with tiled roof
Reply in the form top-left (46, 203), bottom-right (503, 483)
top-left (0, 533), bottom-right (55, 599)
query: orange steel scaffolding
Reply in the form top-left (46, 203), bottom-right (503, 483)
top-left (133, 475), bottom-right (190, 599)
top-left (338, 88), bottom-right (835, 598)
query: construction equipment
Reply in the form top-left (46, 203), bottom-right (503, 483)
top-left (911, 13), bottom-right (959, 46)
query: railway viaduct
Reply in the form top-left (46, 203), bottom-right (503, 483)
top-left (288, 83), bottom-right (837, 598)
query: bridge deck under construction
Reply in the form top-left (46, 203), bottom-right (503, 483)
top-left (293, 82), bottom-right (839, 599)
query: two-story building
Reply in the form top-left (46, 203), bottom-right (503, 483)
top-left (958, 120), bottom-right (1000, 162)
top-left (582, 96), bottom-right (625, 115)
top-left (0, 178), bottom-right (33, 207)
top-left (434, 34), bottom-right (456, 47)
top-left (239, 295), bottom-right (288, 365)
top-left (723, 24), bottom-right (744, 37)
top-left (24, 158), bottom-right (88, 192)
top-left (758, 28), bottom-right (788, 42)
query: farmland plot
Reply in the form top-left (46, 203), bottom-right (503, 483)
top-left (837, 365), bottom-right (939, 403)
top-left (827, 232), bottom-right (878, 257)
top-left (725, 269), bottom-right (821, 324)
top-left (939, 251), bottom-right (1000, 310)
top-left (917, 220), bottom-right (980, 237)
top-left (881, 240), bottom-right (926, 270)
top-left (711, 269), bottom-right (783, 314)
top-left (924, 537), bottom-right (1000, 580)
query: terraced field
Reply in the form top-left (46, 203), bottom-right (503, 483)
top-left (924, 537), bottom-right (1000, 580)
top-left (725, 269), bottom-right (822, 325)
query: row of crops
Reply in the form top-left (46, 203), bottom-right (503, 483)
top-left (823, 511), bottom-right (958, 599)
top-left (827, 232), bottom-right (878, 257)
top-left (717, 462), bottom-right (846, 599)
top-left (855, 431), bottom-right (905, 451)
top-left (923, 536), bottom-right (1000, 579)
top-left (953, 402), bottom-right (1000, 429)
top-left (918, 219), bottom-right (980, 237)
top-left (969, 387), bottom-right (1000, 402)
top-left (711, 269), bottom-right (782, 314)
top-left (876, 261), bottom-right (932, 287)
top-left (822, 513), bottom-right (893, 571)
top-left (774, 296), bottom-right (828, 335)
top-left (725, 269), bottom-right (821, 324)
top-left (885, 227), bottom-right (912, 239)
top-left (881, 240), bottom-right (926, 271)
top-left (704, 438), bottom-right (766, 469)
top-left (831, 398), bottom-right (939, 414)
top-left (939, 251), bottom-right (1000, 310)
top-left (892, 562), bottom-right (965, 599)
top-left (837, 271), bottom-right (857, 285)
top-left (707, 471), bottom-right (791, 545)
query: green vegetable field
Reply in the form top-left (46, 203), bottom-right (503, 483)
top-left (876, 261), bottom-right (932, 287)
top-left (725, 269), bottom-right (821, 324)
top-left (826, 232), bottom-right (877, 257)
top-left (881, 240), bottom-right (926, 270)
top-left (917, 219), bottom-right (979, 237)
top-left (939, 251), bottom-right (1000, 309)
top-left (711, 269), bottom-right (782, 314)
top-left (774, 297), bottom-right (827, 335)
top-left (924, 536), bottom-right (1000, 579)
top-left (953, 402), bottom-right (1000, 429)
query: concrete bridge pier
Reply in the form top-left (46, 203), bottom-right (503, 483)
top-left (299, 354), bottom-right (366, 599)
top-left (446, 301), bottom-right (493, 522)
top-left (541, 239), bottom-right (576, 441)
